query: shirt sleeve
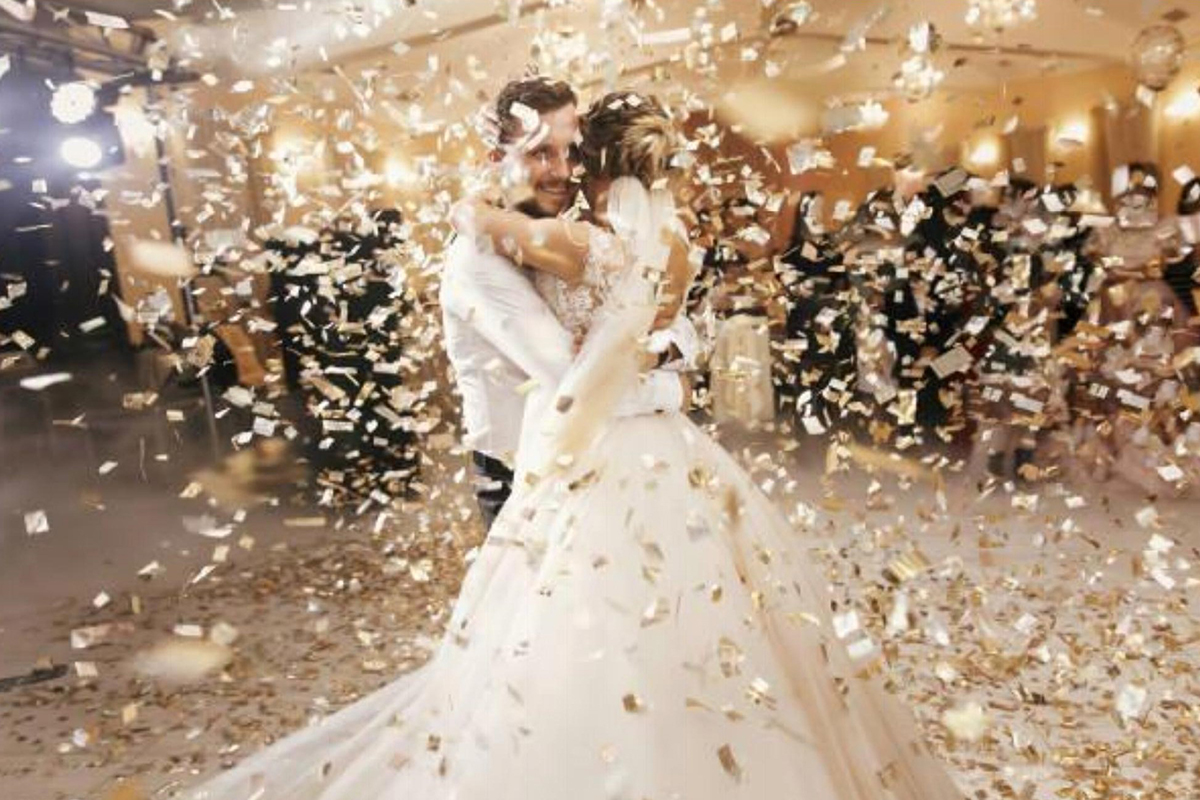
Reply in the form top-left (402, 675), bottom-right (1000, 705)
top-left (450, 237), bottom-right (682, 417)
top-left (448, 239), bottom-right (574, 395)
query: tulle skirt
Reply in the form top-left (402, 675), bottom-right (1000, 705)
top-left (187, 413), bottom-right (961, 800)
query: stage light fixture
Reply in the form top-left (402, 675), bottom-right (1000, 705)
top-left (60, 136), bottom-right (103, 169)
top-left (51, 82), bottom-right (97, 125)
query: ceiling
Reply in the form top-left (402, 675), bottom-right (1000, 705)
top-left (16, 1), bottom-right (1200, 112)
top-left (41, 0), bottom-right (1200, 37)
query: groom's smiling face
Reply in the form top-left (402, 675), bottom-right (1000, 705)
top-left (519, 103), bottom-right (579, 218)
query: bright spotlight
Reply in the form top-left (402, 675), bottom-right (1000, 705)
top-left (51, 82), bottom-right (97, 125)
top-left (60, 136), bottom-right (103, 169)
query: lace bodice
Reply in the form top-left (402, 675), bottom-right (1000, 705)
top-left (534, 226), bottom-right (627, 341)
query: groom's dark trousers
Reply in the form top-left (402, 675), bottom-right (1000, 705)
top-left (471, 451), bottom-right (514, 530)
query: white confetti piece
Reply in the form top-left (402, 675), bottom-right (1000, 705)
top-left (19, 372), bottom-right (71, 391)
top-left (639, 27), bottom-right (691, 46)
top-left (24, 509), bottom-right (48, 535)
top-left (84, 9), bottom-right (128, 28)
top-left (1116, 683), bottom-right (1147, 722)
top-left (133, 638), bottom-right (232, 684)
top-left (1135, 505), bottom-right (1161, 529)
top-left (832, 609), bottom-right (860, 639)
top-left (942, 701), bottom-right (990, 741)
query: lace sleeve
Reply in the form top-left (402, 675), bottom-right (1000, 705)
top-left (516, 226), bottom-right (659, 480)
top-left (583, 226), bottom-right (628, 296)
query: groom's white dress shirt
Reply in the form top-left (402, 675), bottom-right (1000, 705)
top-left (441, 234), bottom-right (689, 467)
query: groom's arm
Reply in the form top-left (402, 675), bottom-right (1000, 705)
top-left (449, 241), bottom-right (683, 414)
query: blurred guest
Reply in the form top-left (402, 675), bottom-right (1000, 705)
top-left (709, 197), bottom-right (777, 427)
top-left (778, 191), bottom-right (854, 433)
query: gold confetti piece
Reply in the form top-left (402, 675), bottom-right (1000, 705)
top-left (70, 622), bottom-right (134, 649)
top-left (101, 780), bottom-right (147, 800)
top-left (622, 693), bottom-right (645, 713)
top-left (717, 744), bottom-right (742, 780)
top-left (284, 516), bottom-right (327, 527)
top-left (883, 549), bottom-right (931, 584)
top-left (843, 443), bottom-right (933, 482)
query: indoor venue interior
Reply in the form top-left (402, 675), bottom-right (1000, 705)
top-left (3, 1), bottom-right (1200, 799)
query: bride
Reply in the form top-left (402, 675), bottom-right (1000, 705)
top-left (187, 91), bottom-right (961, 800)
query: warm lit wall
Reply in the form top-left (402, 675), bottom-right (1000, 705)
top-left (106, 56), bottom-right (1200, 284)
top-left (1158, 60), bottom-right (1200, 213)
top-left (102, 83), bottom-right (266, 345)
top-left (722, 61), bottom-right (1200, 222)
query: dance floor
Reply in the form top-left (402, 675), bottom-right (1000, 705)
top-left (2, 411), bottom-right (1196, 800)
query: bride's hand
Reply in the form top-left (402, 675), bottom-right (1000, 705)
top-left (450, 196), bottom-right (483, 235)
top-left (451, 195), bottom-right (502, 236)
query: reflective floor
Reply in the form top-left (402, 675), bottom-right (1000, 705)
top-left (2, 361), bottom-right (1199, 799)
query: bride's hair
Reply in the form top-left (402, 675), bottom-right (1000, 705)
top-left (579, 92), bottom-right (677, 188)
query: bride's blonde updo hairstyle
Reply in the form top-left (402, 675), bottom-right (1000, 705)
top-left (578, 91), bottom-right (679, 188)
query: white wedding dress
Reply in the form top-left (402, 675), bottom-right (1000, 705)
top-left (187, 225), bottom-right (961, 800)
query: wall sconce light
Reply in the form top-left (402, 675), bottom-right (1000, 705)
top-left (1053, 118), bottom-right (1089, 149)
top-left (385, 158), bottom-right (418, 187)
top-left (968, 137), bottom-right (1000, 166)
top-left (1165, 86), bottom-right (1200, 120)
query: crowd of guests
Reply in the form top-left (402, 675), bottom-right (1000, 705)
top-left (263, 208), bottom-right (429, 505)
top-left (684, 161), bottom-right (1200, 496)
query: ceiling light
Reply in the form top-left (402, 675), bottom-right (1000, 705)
top-left (51, 82), bottom-right (97, 125)
top-left (965, 0), bottom-right (1037, 32)
top-left (1165, 87), bottom-right (1200, 119)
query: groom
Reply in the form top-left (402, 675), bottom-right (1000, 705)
top-left (441, 76), bottom-right (693, 529)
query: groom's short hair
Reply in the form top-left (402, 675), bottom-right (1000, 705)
top-left (493, 77), bottom-right (577, 145)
